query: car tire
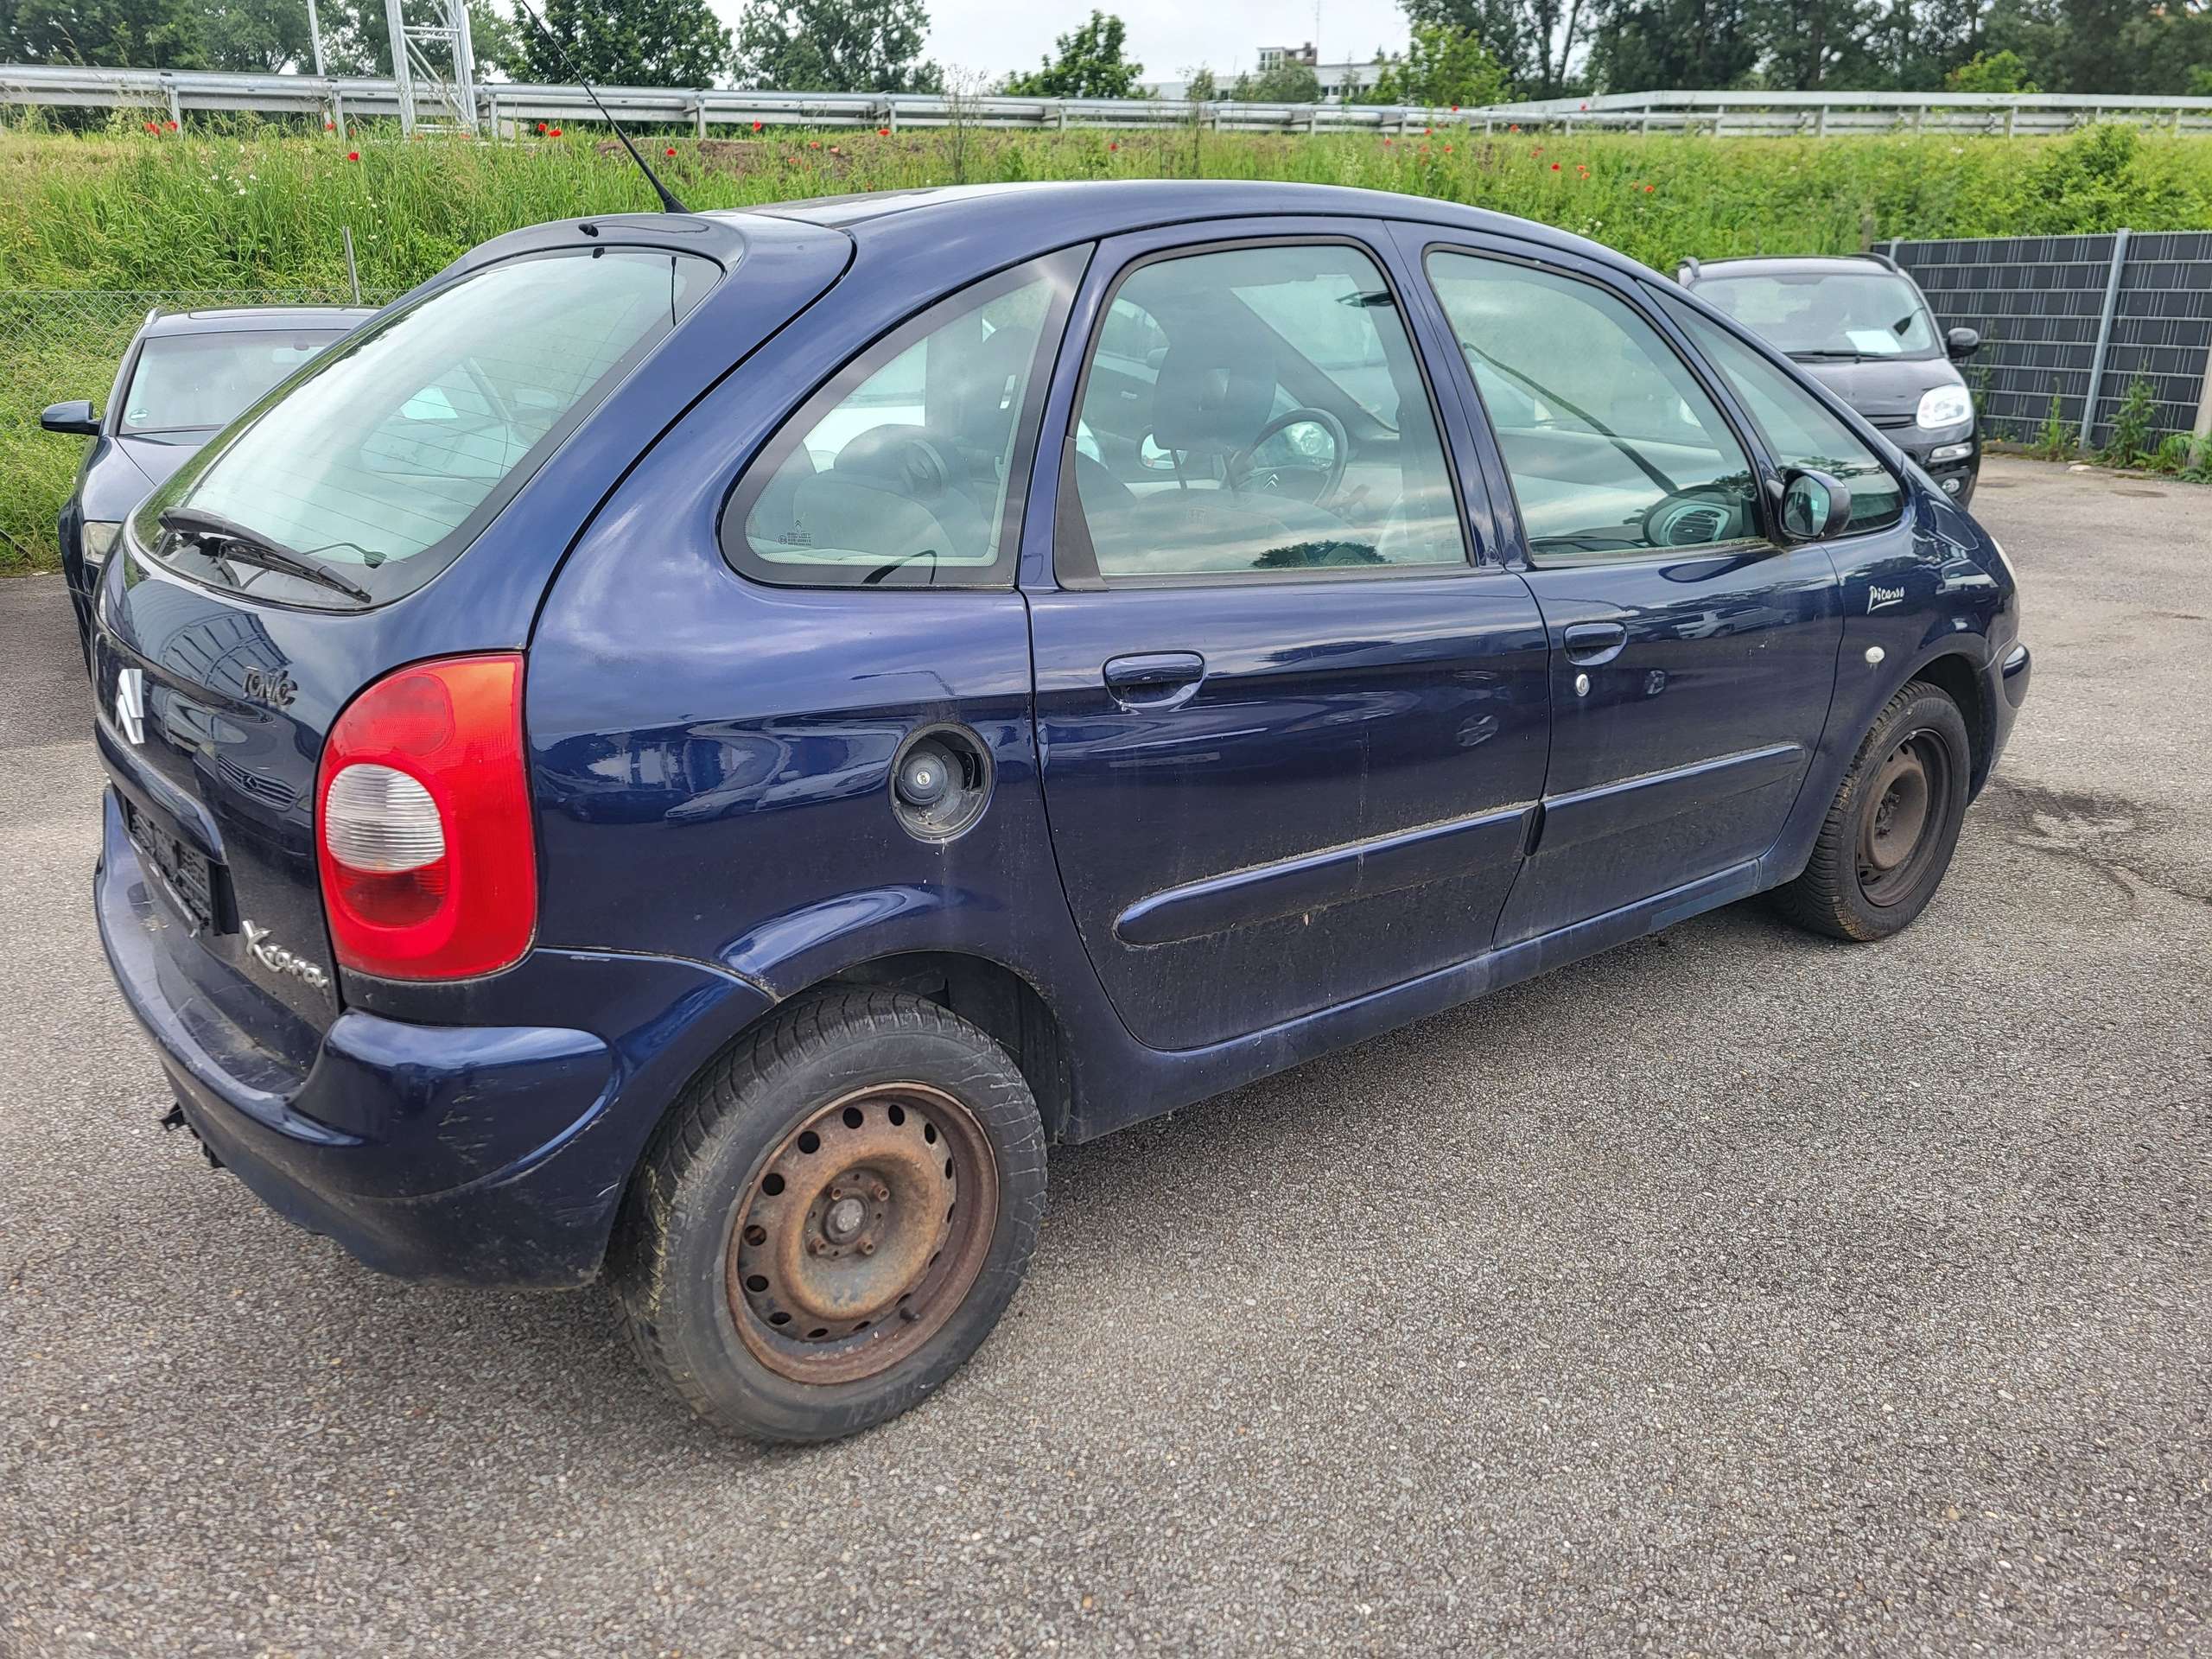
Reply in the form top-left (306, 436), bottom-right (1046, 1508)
top-left (609, 988), bottom-right (1047, 1443)
top-left (1773, 679), bottom-right (1973, 943)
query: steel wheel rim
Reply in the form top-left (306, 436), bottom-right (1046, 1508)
top-left (727, 1082), bottom-right (998, 1384)
top-left (1856, 728), bottom-right (1952, 906)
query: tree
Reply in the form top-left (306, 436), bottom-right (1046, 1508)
top-left (1945, 46), bottom-right (2036, 88)
top-left (1747, 0), bottom-right (1883, 87)
top-left (734, 0), bottom-right (941, 92)
top-left (1366, 23), bottom-right (1510, 104)
top-left (518, 0), bottom-right (728, 86)
top-left (1002, 10), bottom-right (1144, 97)
top-left (1587, 0), bottom-right (1755, 92)
top-left (1182, 64), bottom-right (1219, 99)
top-left (1, 0), bottom-right (206, 67)
top-left (1230, 60), bottom-right (1324, 100)
top-left (1401, 0), bottom-right (1538, 91)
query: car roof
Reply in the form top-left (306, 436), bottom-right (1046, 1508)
top-left (139, 306), bottom-right (377, 338)
top-left (727, 179), bottom-right (1642, 277)
top-left (1687, 255), bottom-right (1905, 281)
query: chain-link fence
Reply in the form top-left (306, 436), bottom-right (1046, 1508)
top-left (0, 287), bottom-right (397, 571)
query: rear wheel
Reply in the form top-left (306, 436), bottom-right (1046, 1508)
top-left (611, 989), bottom-right (1046, 1442)
top-left (1774, 680), bottom-right (1971, 942)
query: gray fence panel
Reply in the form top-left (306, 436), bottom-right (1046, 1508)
top-left (1891, 229), bottom-right (2212, 448)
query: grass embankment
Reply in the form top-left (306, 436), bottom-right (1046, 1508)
top-left (4, 118), bottom-right (2208, 569)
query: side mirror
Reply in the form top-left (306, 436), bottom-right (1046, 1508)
top-left (1780, 468), bottom-right (1853, 542)
top-left (1138, 432), bottom-right (1178, 472)
top-left (1945, 327), bottom-right (1980, 361)
top-left (41, 399), bottom-right (99, 436)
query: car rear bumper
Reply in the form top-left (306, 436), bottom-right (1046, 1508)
top-left (95, 791), bottom-right (770, 1286)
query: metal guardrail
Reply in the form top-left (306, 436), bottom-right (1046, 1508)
top-left (7, 64), bottom-right (2212, 137)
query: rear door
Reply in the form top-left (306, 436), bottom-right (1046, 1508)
top-left (1026, 224), bottom-right (1552, 1052)
top-left (1406, 234), bottom-right (1848, 944)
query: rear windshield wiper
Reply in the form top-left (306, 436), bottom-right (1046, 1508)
top-left (157, 506), bottom-right (373, 605)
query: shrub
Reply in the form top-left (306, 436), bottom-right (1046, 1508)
top-left (2100, 378), bottom-right (2159, 467)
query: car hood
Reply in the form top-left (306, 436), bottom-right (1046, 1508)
top-left (1792, 356), bottom-right (1965, 423)
top-left (79, 433), bottom-right (207, 519)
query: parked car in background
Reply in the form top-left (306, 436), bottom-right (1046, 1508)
top-left (1676, 253), bottom-right (1983, 505)
top-left (88, 183), bottom-right (2028, 1444)
top-left (41, 306), bottom-right (373, 660)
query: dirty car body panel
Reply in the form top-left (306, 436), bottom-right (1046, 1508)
top-left (90, 183), bottom-right (2025, 1294)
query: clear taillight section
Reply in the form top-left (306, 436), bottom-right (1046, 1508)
top-left (315, 654), bottom-right (535, 981)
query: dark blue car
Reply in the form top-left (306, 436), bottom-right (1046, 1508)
top-left (88, 182), bottom-right (2030, 1441)
top-left (42, 305), bottom-right (372, 662)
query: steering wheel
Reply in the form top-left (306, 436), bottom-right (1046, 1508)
top-left (1228, 407), bottom-right (1349, 509)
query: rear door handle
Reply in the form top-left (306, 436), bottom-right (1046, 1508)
top-left (1562, 622), bottom-right (1628, 666)
top-left (1103, 651), bottom-right (1206, 706)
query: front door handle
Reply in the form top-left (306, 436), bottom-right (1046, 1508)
top-left (1562, 622), bottom-right (1628, 666)
top-left (1103, 651), bottom-right (1206, 706)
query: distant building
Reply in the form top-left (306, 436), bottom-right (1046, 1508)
top-left (1145, 52), bottom-right (1389, 103)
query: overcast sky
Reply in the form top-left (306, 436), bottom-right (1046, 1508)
top-left (704, 0), bottom-right (1415, 85)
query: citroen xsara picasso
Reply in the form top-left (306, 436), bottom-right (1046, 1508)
top-left (91, 182), bottom-right (2029, 1442)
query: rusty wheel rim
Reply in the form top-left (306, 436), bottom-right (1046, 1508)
top-left (1856, 728), bottom-right (1952, 907)
top-left (727, 1083), bottom-right (998, 1384)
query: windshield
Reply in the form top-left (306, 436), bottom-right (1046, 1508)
top-left (121, 329), bottom-right (348, 435)
top-left (1694, 270), bottom-right (1938, 359)
top-left (132, 247), bottom-right (717, 606)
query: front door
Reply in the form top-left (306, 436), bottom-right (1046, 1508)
top-left (1027, 229), bottom-right (1552, 1052)
top-left (1414, 242), bottom-right (1848, 943)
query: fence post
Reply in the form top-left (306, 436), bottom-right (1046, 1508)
top-left (2080, 228), bottom-right (2132, 451)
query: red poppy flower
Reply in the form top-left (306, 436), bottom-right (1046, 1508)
top-left (808, 140), bottom-right (820, 149)
top-left (877, 125), bottom-right (889, 136)
top-left (550, 127), bottom-right (563, 137)
top-left (1450, 104), bottom-right (1459, 112)
top-left (144, 121), bottom-right (157, 132)
top-left (165, 119), bottom-right (178, 130)
top-left (1109, 141), bottom-right (1119, 151)
top-left (1644, 183), bottom-right (1656, 193)
top-left (537, 123), bottom-right (547, 133)
top-left (752, 120), bottom-right (763, 131)
top-left (1383, 137), bottom-right (1393, 146)
top-left (1580, 101), bottom-right (1588, 111)
top-left (1509, 123), bottom-right (1519, 132)
top-left (1444, 144), bottom-right (1453, 153)
top-left (1550, 162), bottom-right (1560, 170)
top-left (1424, 126), bottom-right (1433, 136)
top-left (346, 150), bottom-right (359, 162)
top-left (324, 120), bottom-right (334, 130)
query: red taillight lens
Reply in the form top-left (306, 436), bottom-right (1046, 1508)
top-left (316, 654), bottom-right (535, 981)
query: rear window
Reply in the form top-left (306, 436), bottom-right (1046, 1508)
top-left (131, 247), bottom-right (715, 607)
top-left (121, 329), bottom-right (346, 435)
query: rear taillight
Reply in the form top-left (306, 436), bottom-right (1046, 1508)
top-left (315, 654), bottom-right (535, 981)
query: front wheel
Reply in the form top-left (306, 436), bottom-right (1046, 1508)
top-left (1773, 681), bottom-right (1972, 942)
top-left (610, 990), bottom-right (1046, 1442)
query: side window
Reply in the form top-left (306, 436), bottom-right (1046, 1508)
top-left (1066, 242), bottom-right (1467, 581)
top-left (1425, 251), bottom-right (1761, 565)
top-left (1659, 295), bottom-right (1906, 534)
top-left (725, 251), bottom-right (1079, 588)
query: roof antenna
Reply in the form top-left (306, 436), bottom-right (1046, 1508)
top-left (508, 0), bottom-right (690, 213)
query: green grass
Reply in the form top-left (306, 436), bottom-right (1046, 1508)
top-left (7, 115), bottom-right (2211, 569)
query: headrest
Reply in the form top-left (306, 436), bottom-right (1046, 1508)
top-left (1150, 306), bottom-right (1275, 456)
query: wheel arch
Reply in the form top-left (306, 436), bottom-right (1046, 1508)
top-left (1905, 646), bottom-right (1994, 794)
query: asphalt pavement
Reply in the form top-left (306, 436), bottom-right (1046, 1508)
top-left (2, 455), bottom-right (2206, 1656)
